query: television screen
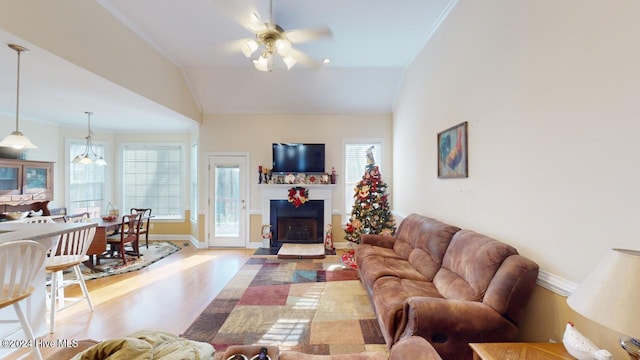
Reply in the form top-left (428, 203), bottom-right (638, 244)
top-left (272, 143), bottom-right (325, 174)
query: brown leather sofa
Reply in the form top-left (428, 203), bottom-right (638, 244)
top-left (355, 214), bottom-right (539, 360)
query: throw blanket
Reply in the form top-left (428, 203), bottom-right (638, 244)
top-left (71, 331), bottom-right (215, 360)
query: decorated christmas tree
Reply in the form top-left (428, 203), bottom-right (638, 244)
top-left (344, 146), bottom-right (396, 245)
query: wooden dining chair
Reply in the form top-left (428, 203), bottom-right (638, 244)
top-left (0, 240), bottom-right (46, 360)
top-left (45, 225), bottom-right (96, 334)
top-left (63, 212), bottom-right (90, 223)
top-left (130, 208), bottom-right (152, 249)
top-left (106, 213), bottom-right (143, 266)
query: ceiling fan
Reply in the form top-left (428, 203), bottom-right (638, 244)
top-left (239, 0), bottom-right (332, 71)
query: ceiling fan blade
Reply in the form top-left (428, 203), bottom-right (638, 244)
top-left (285, 27), bottom-right (333, 44)
top-left (214, 2), bottom-right (266, 34)
top-left (290, 48), bottom-right (320, 69)
top-left (247, 13), bottom-right (268, 33)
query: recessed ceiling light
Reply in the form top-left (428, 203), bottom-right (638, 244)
top-left (322, 58), bottom-right (331, 65)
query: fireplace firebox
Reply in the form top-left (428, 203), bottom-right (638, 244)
top-left (270, 200), bottom-right (324, 245)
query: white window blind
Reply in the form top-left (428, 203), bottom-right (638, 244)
top-left (68, 141), bottom-right (106, 217)
top-left (344, 141), bottom-right (381, 219)
top-left (122, 144), bottom-right (183, 220)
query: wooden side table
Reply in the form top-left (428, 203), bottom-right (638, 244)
top-left (470, 343), bottom-right (574, 360)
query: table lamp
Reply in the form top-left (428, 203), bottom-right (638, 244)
top-left (567, 248), bottom-right (640, 359)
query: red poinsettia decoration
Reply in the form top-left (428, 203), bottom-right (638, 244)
top-left (288, 187), bottom-right (309, 208)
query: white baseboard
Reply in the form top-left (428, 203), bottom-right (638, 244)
top-left (536, 269), bottom-right (577, 297)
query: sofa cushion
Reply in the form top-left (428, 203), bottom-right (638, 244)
top-left (407, 219), bottom-right (460, 280)
top-left (358, 256), bottom-right (429, 291)
top-left (391, 214), bottom-right (430, 259)
top-left (433, 230), bottom-right (518, 301)
top-left (371, 276), bottom-right (444, 346)
top-left (356, 243), bottom-right (405, 265)
top-left (483, 254), bottom-right (539, 324)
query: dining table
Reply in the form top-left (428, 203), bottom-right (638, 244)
top-left (0, 220), bottom-right (98, 354)
top-left (86, 217), bottom-right (121, 265)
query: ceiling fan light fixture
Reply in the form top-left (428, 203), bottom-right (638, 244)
top-left (282, 55), bottom-right (297, 70)
top-left (253, 55), bottom-right (271, 72)
top-left (275, 38), bottom-right (292, 56)
top-left (242, 39), bottom-right (259, 58)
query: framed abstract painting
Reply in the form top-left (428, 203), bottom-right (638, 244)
top-left (437, 121), bottom-right (468, 178)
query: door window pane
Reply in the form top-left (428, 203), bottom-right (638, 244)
top-left (215, 165), bottom-right (240, 236)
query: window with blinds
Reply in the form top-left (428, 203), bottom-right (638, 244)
top-left (68, 141), bottom-right (106, 217)
top-left (122, 144), bottom-right (183, 220)
top-left (344, 141), bottom-right (382, 221)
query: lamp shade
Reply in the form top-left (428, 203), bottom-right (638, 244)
top-left (282, 55), bottom-right (297, 70)
top-left (253, 55), bottom-right (271, 72)
top-left (0, 131), bottom-right (37, 149)
top-left (567, 248), bottom-right (640, 339)
top-left (241, 39), bottom-right (259, 58)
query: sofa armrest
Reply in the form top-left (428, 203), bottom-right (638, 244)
top-left (397, 297), bottom-right (518, 354)
top-left (360, 234), bottom-right (396, 248)
top-left (389, 336), bottom-right (442, 360)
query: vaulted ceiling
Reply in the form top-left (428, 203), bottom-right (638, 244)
top-left (0, 0), bottom-right (456, 131)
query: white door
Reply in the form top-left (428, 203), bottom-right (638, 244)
top-left (208, 154), bottom-right (248, 247)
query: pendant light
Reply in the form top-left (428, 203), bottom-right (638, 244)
top-left (72, 112), bottom-right (107, 166)
top-left (0, 44), bottom-right (37, 149)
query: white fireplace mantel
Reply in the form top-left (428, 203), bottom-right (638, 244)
top-left (260, 184), bottom-right (336, 244)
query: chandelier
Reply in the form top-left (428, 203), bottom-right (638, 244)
top-left (0, 44), bottom-right (37, 149)
top-left (72, 112), bottom-right (107, 166)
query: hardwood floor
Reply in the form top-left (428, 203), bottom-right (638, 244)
top-left (6, 242), bottom-right (254, 359)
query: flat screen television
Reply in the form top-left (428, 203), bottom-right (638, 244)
top-left (272, 143), bottom-right (325, 174)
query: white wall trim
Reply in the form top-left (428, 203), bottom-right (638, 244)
top-left (536, 270), bottom-right (577, 297)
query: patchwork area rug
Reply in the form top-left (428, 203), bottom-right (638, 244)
top-left (70, 241), bottom-right (181, 281)
top-left (182, 255), bottom-right (386, 356)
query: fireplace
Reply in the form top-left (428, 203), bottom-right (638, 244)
top-left (270, 200), bottom-right (324, 244)
top-left (260, 184), bottom-right (336, 248)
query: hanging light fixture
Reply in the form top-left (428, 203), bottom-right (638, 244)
top-left (0, 44), bottom-right (37, 149)
top-left (244, 24), bottom-right (297, 72)
top-left (72, 111), bottom-right (107, 166)
top-left (241, 0), bottom-right (303, 72)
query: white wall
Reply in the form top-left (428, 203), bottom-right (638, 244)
top-left (0, 0), bottom-right (201, 122)
top-left (393, 0), bottom-right (640, 283)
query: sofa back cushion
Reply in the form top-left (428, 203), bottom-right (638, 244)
top-left (392, 214), bottom-right (428, 259)
top-left (407, 218), bottom-right (460, 281)
top-left (483, 254), bottom-right (539, 324)
top-left (433, 230), bottom-right (518, 302)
